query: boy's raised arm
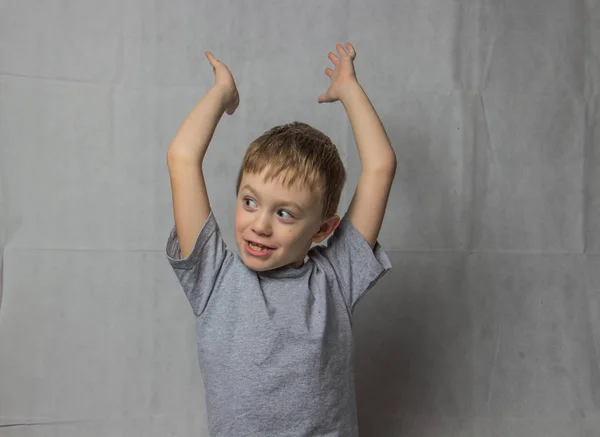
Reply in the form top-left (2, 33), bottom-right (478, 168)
top-left (167, 52), bottom-right (239, 259)
top-left (318, 43), bottom-right (397, 248)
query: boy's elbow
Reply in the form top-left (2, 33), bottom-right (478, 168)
top-left (383, 161), bottom-right (397, 181)
top-left (167, 147), bottom-right (202, 166)
top-left (362, 164), bottom-right (396, 185)
top-left (367, 150), bottom-right (397, 176)
top-left (388, 151), bottom-right (397, 173)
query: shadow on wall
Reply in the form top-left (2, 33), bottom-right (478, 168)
top-left (353, 253), bottom-right (471, 436)
top-left (352, 126), bottom-right (472, 436)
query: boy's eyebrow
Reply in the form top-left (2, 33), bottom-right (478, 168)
top-left (240, 184), bottom-right (305, 213)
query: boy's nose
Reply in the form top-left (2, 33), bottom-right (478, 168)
top-left (251, 215), bottom-right (272, 236)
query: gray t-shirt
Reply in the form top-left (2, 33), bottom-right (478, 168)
top-left (166, 211), bottom-right (391, 437)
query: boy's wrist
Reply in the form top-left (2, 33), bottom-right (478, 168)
top-left (338, 80), bottom-right (364, 105)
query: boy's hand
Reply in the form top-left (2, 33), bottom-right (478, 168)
top-left (318, 43), bottom-right (358, 104)
top-left (206, 51), bottom-right (239, 115)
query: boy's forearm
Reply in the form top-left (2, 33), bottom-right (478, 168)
top-left (340, 82), bottom-right (396, 172)
top-left (167, 85), bottom-right (230, 162)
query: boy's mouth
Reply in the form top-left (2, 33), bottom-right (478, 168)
top-left (247, 240), bottom-right (275, 250)
top-left (245, 239), bottom-right (275, 256)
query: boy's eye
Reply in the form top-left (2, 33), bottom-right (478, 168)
top-left (243, 198), bottom-right (257, 208)
top-left (277, 210), bottom-right (294, 219)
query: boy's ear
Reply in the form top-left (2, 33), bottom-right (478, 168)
top-left (312, 215), bottom-right (341, 244)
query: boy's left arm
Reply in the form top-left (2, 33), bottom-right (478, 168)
top-left (341, 81), bottom-right (396, 248)
top-left (319, 43), bottom-right (397, 248)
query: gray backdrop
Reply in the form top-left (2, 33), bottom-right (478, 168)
top-left (1, 0), bottom-right (599, 436)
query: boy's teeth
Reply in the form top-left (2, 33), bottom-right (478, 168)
top-left (250, 242), bottom-right (269, 251)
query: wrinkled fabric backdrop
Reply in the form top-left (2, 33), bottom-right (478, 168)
top-left (1, 0), bottom-right (599, 435)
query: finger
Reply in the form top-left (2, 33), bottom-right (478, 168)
top-left (328, 52), bottom-right (339, 65)
top-left (318, 92), bottom-right (335, 103)
top-left (206, 51), bottom-right (218, 67)
top-left (336, 43), bottom-right (348, 56)
top-left (325, 67), bottom-right (333, 77)
top-left (345, 42), bottom-right (356, 59)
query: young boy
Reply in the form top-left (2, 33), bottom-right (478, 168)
top-left (165, 43), bottom-right (396, 437)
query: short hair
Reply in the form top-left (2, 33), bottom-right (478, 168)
top-left (236, 121), bottom-right (346, 219)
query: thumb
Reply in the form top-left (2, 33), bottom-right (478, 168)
top-left (318, 93), bottom-right (329, 103)
top-left (206, 51), bottom-right (219, 68)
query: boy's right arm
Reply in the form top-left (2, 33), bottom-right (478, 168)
top-left (167, 52), bottom-right (239, 259)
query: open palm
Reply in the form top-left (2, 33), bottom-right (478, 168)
top-left (318, 43), bottom-right (358, 104)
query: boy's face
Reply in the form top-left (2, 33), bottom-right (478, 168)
top-left (235, 170), bottom-right (339, 272)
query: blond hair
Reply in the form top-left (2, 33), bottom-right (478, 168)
top-left (236, 122), bottom-right (346, 218)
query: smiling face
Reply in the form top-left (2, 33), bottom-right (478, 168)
top-left (235, 170), bottom-right (340, 272)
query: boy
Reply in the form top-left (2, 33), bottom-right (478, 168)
top-left (166, 43), bottom-right (396, 436)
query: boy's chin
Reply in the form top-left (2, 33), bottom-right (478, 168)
top-left (242, 259), bottom-right (281, 272)
top-left (239, 250), bottom-right (275, 271)
top-left (239, 251), bottom-right (303, 272)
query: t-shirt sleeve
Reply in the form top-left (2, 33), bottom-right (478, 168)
top-left (165, 211), bottom-right (229, 317)
top-left (312, 214), bottom-right (392, 313)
